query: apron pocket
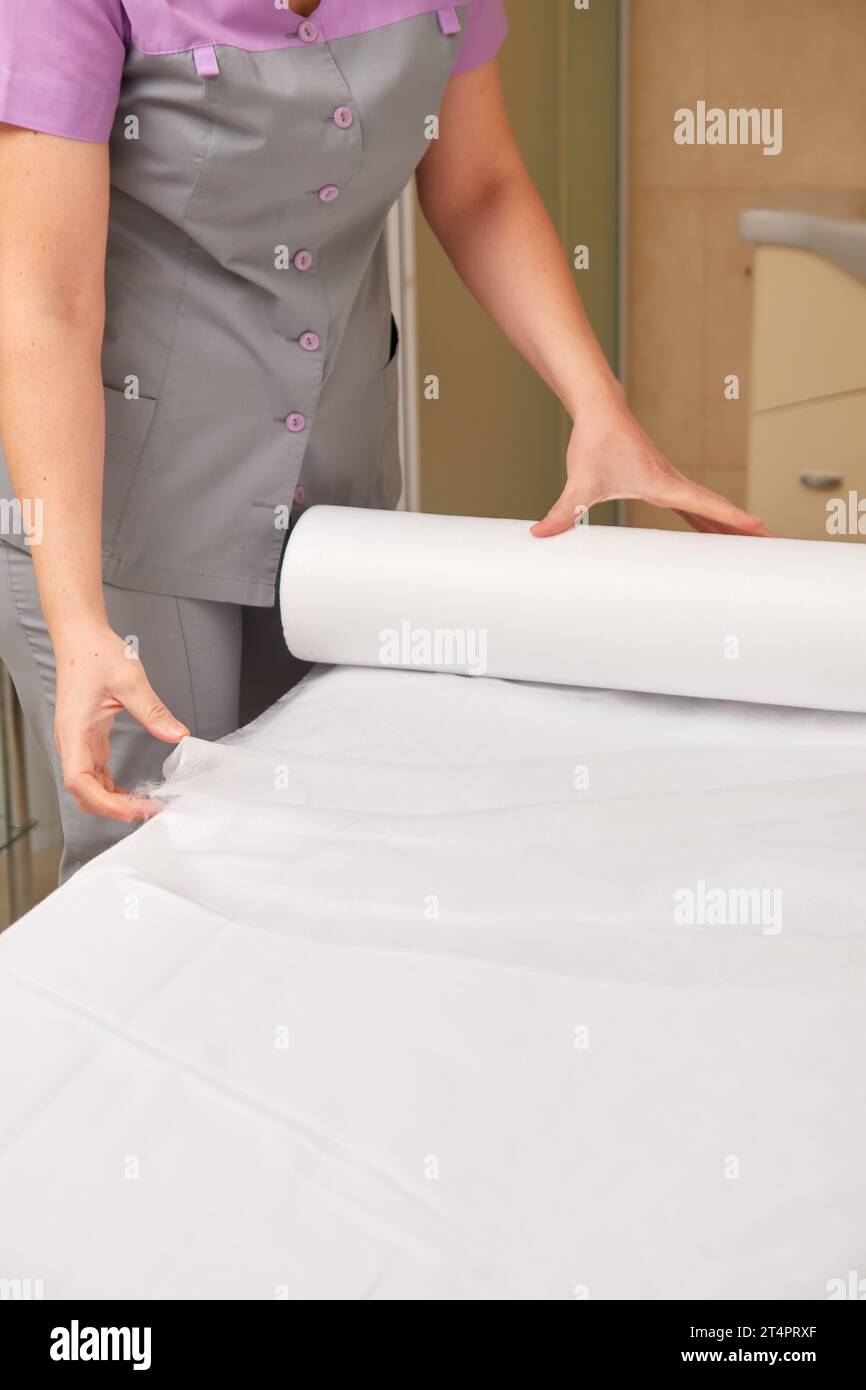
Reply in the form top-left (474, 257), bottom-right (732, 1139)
top-left (101, 386), bottom-right (157, 554)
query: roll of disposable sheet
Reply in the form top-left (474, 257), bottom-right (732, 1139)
top-left (281, 507), bottom-right (866, 713)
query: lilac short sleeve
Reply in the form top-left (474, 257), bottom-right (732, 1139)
top-left (452, 0), bottom-right (508, 76)
top-left (0, 0), bottom-right (127, 142)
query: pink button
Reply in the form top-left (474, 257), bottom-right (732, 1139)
top-left (299, 331), bottom-right (320, 352)
top-left (333, 106), bottom-right (354, 129)
top-left (292, 249), bottom-right (313, 272)
top-left (293, 485), bottom-right (305, 506)
top-left (285, 413), bottom-right (306, 433)
top-left (298, 20), bottom-right (318, 43)
top-left (318, 184), bottom-right (340, 203)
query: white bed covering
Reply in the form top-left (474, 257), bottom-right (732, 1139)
top-left (1, 665), bottom-right (865, 1300)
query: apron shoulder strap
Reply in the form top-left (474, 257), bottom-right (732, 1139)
top-left (437, 8), bottom-right (463, 37)
top-left (193, 45), bottom-right (220, 78)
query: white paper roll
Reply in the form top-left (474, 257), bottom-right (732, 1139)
top-left (281, 507), bottom-right (866, 712)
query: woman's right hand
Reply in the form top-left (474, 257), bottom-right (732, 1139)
top-left (53, 622), bottom-right (189, 822)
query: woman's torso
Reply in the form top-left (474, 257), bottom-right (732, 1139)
top-left (0, 1), bottom-right (507, 604)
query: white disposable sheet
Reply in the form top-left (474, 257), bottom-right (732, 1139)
top-left (282, 508), bottom-right (866, 712)
top-left (1, 664), bottom-right (865, 1299)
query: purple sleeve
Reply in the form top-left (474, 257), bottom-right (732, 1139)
top-left (452, 0), bottom-right (508, 76)
top-left (0, 0), bottom-right (127, 142)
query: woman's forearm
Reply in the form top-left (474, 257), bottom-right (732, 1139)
top-left (419, 160), bottom-right (622, 421)
top-left (0, 126), bottom-right (111, 644)
top-left (419, 61), bottom-right (766, 539)
top-left (0, 317), bottom-right (108, 639)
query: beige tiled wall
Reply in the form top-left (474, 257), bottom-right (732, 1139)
top-left (626, 0), bottom-right (866, 529)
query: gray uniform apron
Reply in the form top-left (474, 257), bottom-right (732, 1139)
top-left (0, 6), bottom-right (471, 606)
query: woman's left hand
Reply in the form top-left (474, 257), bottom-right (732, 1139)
top-left (531, 391), bottom-right (775, 538)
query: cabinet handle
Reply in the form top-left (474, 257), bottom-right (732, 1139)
top-left (799, 473), bottom-right (842, 490)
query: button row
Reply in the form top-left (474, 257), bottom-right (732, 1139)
top-left (286, 271), bottom-right (319, 429)
top-left (284, 76), bottom-right (352, 443)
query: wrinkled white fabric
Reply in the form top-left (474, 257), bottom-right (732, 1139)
top-left (0, 665), bottom-right (864, 1299)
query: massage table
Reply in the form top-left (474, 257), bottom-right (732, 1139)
top-left (1, 513), bottom-right (864, 1299)
top-left (0, 659), bottom-right (865, 1298)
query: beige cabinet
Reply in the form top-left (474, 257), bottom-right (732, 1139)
top-left (744, 230), bottom-right (866, 540)
top-left (748, 390), bottom-right (866, 541)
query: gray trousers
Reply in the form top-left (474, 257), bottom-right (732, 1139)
top-left (0, 540), bottom-right (308, 884)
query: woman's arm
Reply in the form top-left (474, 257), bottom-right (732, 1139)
top-left (416, 60), bottom-right (770, 537)
top-left (0, 125), bottom-right (187, 820)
